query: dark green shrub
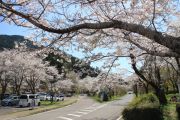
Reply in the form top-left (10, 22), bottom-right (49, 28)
top-left (129, 93), bottom-right (159, 108)
top-left (122, 93), bottom-right (163, 120)
top-left (122, 107), bottom-right (163, 120)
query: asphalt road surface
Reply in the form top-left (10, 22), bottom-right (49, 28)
top-left (14, 94), bottom-right (134, 120)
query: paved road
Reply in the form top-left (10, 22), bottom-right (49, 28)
top-left (14, 94), bottom-right (134, 120)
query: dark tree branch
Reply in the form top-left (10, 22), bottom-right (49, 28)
top-left (0, 1), bottom-right (180, 57)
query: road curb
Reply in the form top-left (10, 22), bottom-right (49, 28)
top-left (116, 115), bottom-right (123, 120)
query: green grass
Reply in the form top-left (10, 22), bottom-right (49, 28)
top-left (128, 93), bottom-right (159, 108)
top-left (162, 103), bottom-right (177, 120)
top-left (162, 93), bottom-right (179, 120)
top-left (122, 93), bottom-right (162, 120)
top-left (122, 93), bottom-right (179, 120)
top-left (91, 94), bottom-right (126, 103)
top-left (91, 95), bottom-right (102, 103)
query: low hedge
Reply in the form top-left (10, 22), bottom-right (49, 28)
top-left (122, 93), bottom-right (163, 120)
top-left (123, 107), bottom-right (163, 120)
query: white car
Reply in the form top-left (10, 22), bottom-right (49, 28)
top-left (46, 95), bottom-right (51, 101)
top-left (46, 95), bottom-right (64, 101)
top-left (54, 95), bottom-right (64, 101)
top-left (19, 94), bottom-right (41, 107)
top-left (38, 93), bottom-right (47, 101)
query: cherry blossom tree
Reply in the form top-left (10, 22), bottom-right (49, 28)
top-left (1, 0), bottom-right (180, 104)
top-left (0, 0), bottom-right (180, 58)
top-left (57, 79), bottom-right (74, 93)
top-left (79, 73), bottom-right (127, 97)
top-left (0, 49), bottom-right (17, 99)
top-left (0, 49), bottom-right (60, 95)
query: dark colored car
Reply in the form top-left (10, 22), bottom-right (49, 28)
top-left (0, 93), bottom-right (10, 100)
top-left (59, 94), bottom-right (65, 97)
top-left (66, 93), bottom-right (73, 97)
top-left (1, 95), bottom-right (19, 106)
top-left (59, 94), bottom-right (65, 101)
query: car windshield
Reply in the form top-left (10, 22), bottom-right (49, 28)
top-left (29, 95), bottom-right (35, 99)
top-left (20, 95), bottom-right (27, 99)
top-left (3, 97), bottom-right (10, 100)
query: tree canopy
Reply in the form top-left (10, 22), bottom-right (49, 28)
top-left (0, 0), bottom-right (180, 58)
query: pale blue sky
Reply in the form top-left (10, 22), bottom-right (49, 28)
top-left (0, 22), bottom-right (133, 78)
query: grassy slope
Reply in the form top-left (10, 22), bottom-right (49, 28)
top-left (163, 94), bottom-right (178, 120)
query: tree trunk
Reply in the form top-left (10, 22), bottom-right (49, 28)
top-left (133, 83), bottom-right (138, 97)
top-left (144, 83), bottom-right (149, 94)
top-left (155, 88), bottom-right (167, 105)
top-left (1, 85), bottom-right (7, 100)
top-left (130, 54), bottom-right (167, 105)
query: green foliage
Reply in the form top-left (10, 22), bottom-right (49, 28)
top-left (123, 107), bottom-right (163, 120)
top-left (166, 94), bottom-right (179, 102)
top-left (176, 103), bottom-right (180, 120)
top-left (0, 35), bottom-right (100, 80)
top-left (44, 52), bottom-right (100, 79)
top-left (0, 35), bottom-right (39, 50)
top-left (128, 93), bottom-right (159, 108)
top-left (123, 93), bottom-right (163, 120)
top-left (162, 103), bottom-right (177, 120)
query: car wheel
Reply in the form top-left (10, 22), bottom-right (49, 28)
top-left (8, 102), bottom-right (12, 106)
top-left (27, 103), bottom-right (31, 107)
top-left (38, 102), bottom-right (41, 106)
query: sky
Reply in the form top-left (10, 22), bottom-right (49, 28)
top-left (0, 22), bottom-right (133, 78)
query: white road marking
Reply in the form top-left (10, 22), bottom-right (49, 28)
top-left (68, 114), bottom-right (81, 117)
top-left (76, 111), bottom-right (88, 114)
top-left (84, 108), bottom-right (96, 111)
top-left (116, 115), bottom-right (123, 120)
top-left (57, 116), bottom-right (73, 120)
top-left (81, 104), bottom-right (107, 113)
top-left (80, 109), bottom-right (93, 112)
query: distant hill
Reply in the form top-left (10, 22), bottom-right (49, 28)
top-left (0, 35), bottom-right (100, 79)
top-left (0, 35), bottom-right (39, 50)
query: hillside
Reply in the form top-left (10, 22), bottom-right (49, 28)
top-left (0, 35), bottom-right (100, 79)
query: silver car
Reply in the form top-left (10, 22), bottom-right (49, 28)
top-left (1, 95), bottom-right (19, 106)
top-left (19, 94), bottom-right (41, 107)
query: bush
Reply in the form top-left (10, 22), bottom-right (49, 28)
top-left (123, 107), bottom-right (163, 120)
top-left (122, 93), bottom-right (163, 120)
top-left (129, 93), bottom-right (159, 107)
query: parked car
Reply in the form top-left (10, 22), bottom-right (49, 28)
top-left (37, 93), bottom-right (47, 101)
top-left (19, 94), bottom-right (41, 107)
top-left (59, 93), bottom-right (65, 97)
top-left (0, 93), bottom-right (10, 100)
top-left (59, 94), bottom-right (65, 101)
top-left (55, 95), bottom-right (64, 101)
top-left (45, 94), bottom-right (64, 101)
top-left (66, 93), bottom-right (73, 97)
top-left (1, 95), bottom-right (19, 106)
top-left (46, 94), bottom-right (51, 101)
